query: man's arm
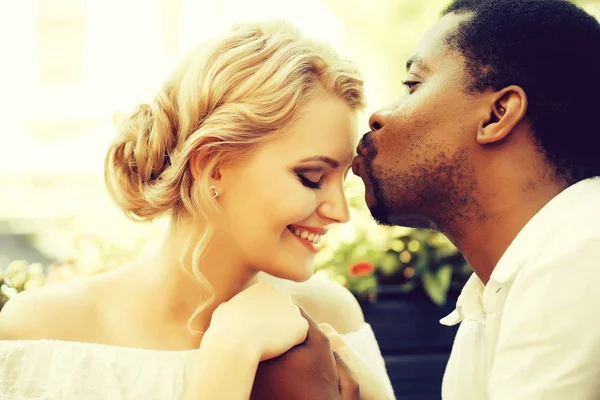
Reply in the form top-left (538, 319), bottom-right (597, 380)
top-left (488, 240), bottom-right (600, 399)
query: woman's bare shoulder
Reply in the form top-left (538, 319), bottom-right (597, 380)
top-left (0, 278), bottom-right (97, 341)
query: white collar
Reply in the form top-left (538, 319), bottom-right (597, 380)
top-left (440, 273), bottom-right (485, 326)
top-left (441, 177), bottom-right (600, 326)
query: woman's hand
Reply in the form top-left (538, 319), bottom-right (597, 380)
top-left (185, 283), bottom-right (309, 400)
top-left (209, 282), bottom-right (309, 361)
top-left (320, 323), bottom-right (392, 400)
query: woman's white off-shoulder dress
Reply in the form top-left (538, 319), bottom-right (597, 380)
top-left (0, 323), bottom-right (395, 399)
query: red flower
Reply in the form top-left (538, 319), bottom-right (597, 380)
top-left (349, 261), bottom-right (375, 277)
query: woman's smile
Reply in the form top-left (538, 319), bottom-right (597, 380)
top-left (287, 224), bottom-right (327, 253)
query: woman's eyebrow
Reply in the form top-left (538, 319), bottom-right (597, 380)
top-left (298, 156), bottom-right (340, 169)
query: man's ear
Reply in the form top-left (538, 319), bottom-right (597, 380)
top-left (477, 85), bottom-right (528, 145)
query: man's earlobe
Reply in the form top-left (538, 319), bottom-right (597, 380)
top-left (477, 85), bottom-right (528, 145)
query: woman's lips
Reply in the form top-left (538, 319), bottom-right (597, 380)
top-left (288, 224), bottom-right (328, 236)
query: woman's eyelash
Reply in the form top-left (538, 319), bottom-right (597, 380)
top-left (297, 173), bottom-right (322, 189)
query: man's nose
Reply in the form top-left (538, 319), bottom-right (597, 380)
top-left (369, 108), bottom-right (393, 131)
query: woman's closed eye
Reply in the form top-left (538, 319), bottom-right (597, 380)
top-left (296, 171), bottom-right (324, 189)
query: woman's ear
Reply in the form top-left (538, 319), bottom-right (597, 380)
top-left (477, 85), bottom-right (528, 145)
top-left (190, 151), bottom-right (202, 180)
top-left (190, 151), bottom-right (222, 181)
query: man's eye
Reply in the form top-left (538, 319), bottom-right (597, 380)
top-left (402, 80), bottom-right (420, 92)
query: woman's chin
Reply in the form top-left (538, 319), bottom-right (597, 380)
top-left (270, 264), bottom-right (314, 283)
top-left (291, 271), bottom-right (314, 283)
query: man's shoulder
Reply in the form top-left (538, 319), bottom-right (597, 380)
top-left (506, 238), bottom-right (600, 315)
top-left (0, 278), bottom-right (97, 341)
top-left (528, 232), bottom-right (600, 273)
top-left (538, 178), bottom-right (600, 254)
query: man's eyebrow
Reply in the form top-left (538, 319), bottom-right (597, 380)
top-left (406, 55), bottom-right (431, 73)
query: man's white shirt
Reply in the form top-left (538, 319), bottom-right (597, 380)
top-left (441, 177), bottom-right (600, 400)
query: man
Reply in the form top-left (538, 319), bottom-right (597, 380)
top-left (355, 0), bottom-right (600, 398)
top-left (254, 0), bottom-right (600, 399)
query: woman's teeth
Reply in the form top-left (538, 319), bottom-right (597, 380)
top-left (289, 227), bottom-right (321, 244)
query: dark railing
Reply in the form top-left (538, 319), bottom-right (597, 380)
top-left (361, 288), bottom-right (459, 400)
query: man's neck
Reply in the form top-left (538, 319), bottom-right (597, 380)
top-left (448, 180), bottom-right (566, 284)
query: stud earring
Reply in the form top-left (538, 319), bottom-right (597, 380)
top-left (209, 185), bottom-right (219, 198)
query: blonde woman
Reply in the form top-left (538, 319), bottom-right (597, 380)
top-left (0, 20), bottom-right (394, 399)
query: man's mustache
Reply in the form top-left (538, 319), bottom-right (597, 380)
top-left (358, 131), bottom-right (377, 160)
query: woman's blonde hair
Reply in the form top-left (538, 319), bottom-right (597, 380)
top-left (104, 19), bottom-right (365, 333)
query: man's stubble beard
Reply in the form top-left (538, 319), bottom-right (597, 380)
top-left (363, 147), bottom-right (480, 235)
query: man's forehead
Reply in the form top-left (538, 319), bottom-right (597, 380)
top-left (405, 55), bottom-right (431, 73)
top-left (407, 12), bottom-right (469, 72)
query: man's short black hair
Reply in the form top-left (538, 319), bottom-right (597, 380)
top-left (441, 0), bottom-right (600, 183)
